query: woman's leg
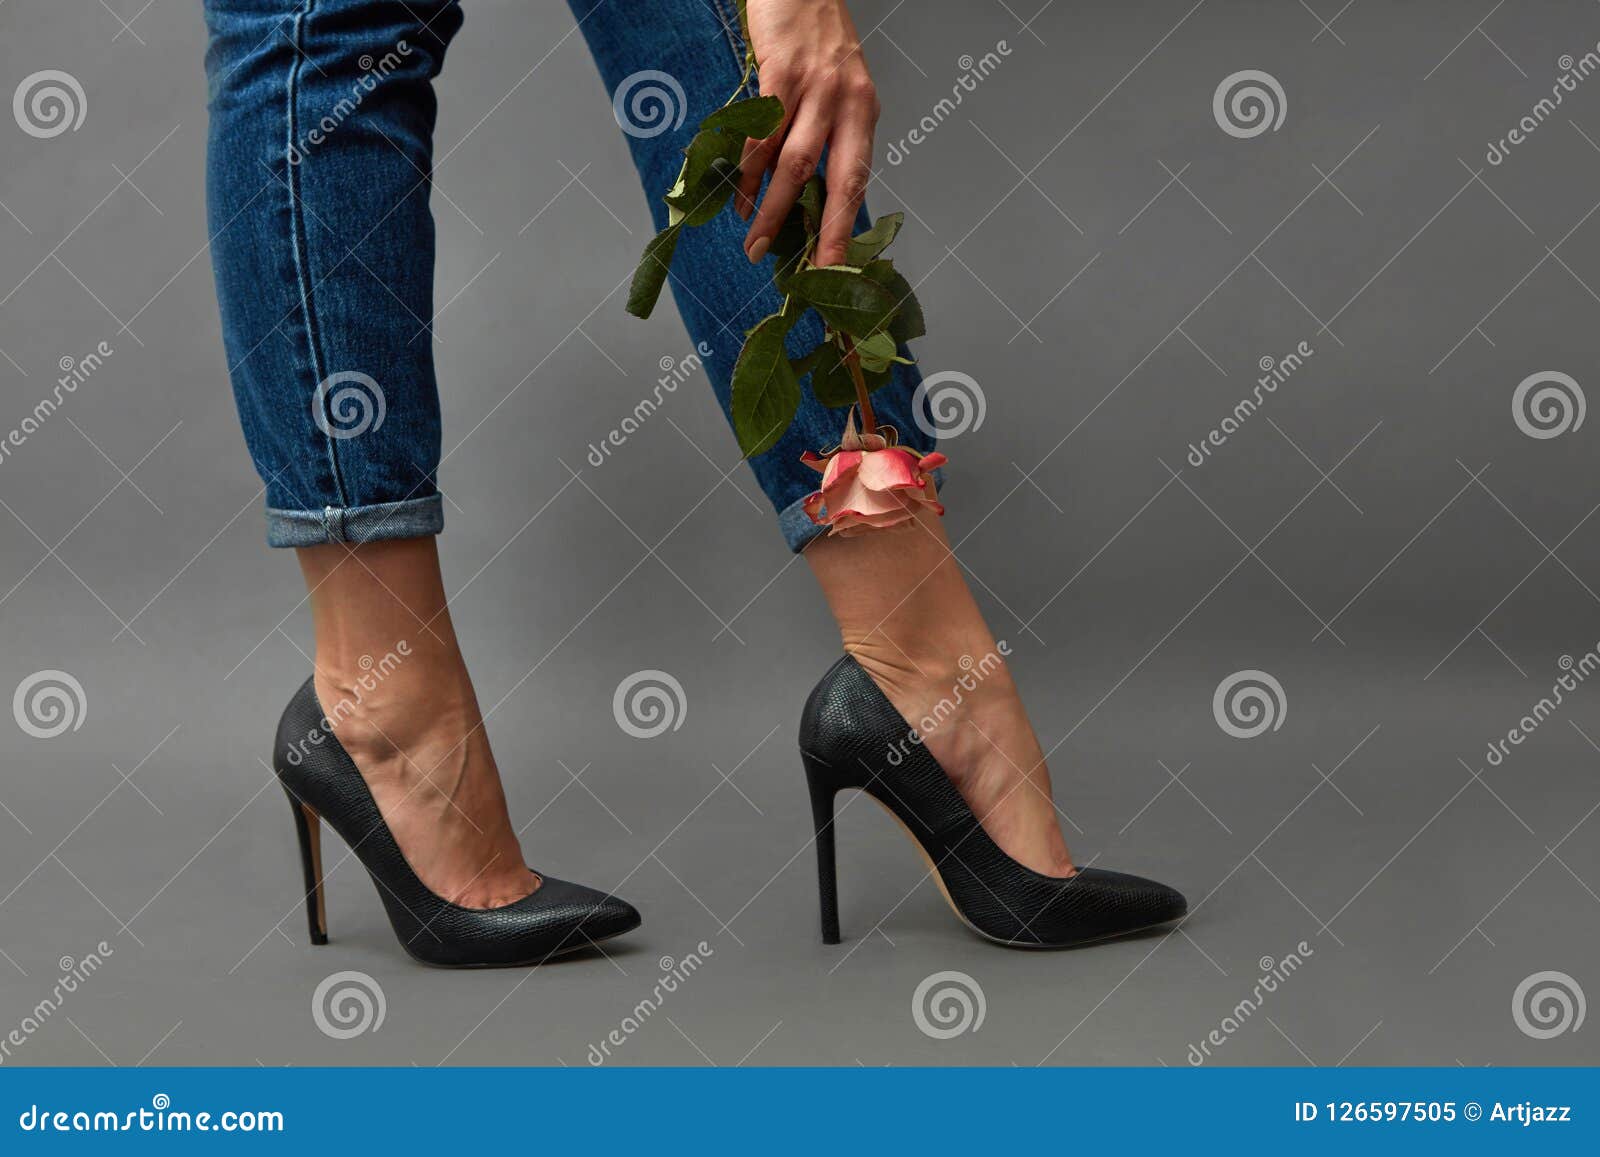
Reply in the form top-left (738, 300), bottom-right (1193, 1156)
top-left (806, 510), bottom-right (1074, 876)
top-left (204, 0), bottom-right (534, 906)
top-left (568, 0), bottom-right (938, 548)
top-left (572, 2), bottom-right (1074, 875)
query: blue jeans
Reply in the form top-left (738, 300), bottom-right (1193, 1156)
top-left (201, 0), bottom-right (933, 551)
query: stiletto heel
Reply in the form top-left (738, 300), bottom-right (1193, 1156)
top-left (798, 655), bottom-right (1187, 948)
top-left (273, 677), bottom-right (641, 967)
top-left (803, 755), bottom-right (841, 945)
top-left (285, 788), bottom-right (329, 946)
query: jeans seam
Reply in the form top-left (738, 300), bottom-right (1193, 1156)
top-left (284, 0), bottom-right (352, 515)
top-left (711, 0), bottom-right (752, 92)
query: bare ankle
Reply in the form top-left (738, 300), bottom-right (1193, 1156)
top-left (313, 660), bottom-right (477, 765)
top-left (845, 633), bottom-right (1016, 710)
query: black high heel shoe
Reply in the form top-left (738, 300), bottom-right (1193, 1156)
top-left (800, 655), bottom-right (1187, 948)
top-left (274, 677), bottom-right (641, 967)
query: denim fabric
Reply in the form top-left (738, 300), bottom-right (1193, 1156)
top-left (202, 0), bottom-right (933, 551)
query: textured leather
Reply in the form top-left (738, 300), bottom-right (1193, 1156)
top-left (274, 677), bottom-right (640, 967)
top-left (800, 655), bottom-right (1187, 946)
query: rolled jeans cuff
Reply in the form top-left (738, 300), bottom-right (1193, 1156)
top-left (266, 494), bottom-right (444, 548)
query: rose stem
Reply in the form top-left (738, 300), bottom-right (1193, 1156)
top-left (840, 335), bottom-right (877, 436)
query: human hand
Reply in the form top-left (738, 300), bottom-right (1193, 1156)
top-left (737, 0), bottom-right (880, 268)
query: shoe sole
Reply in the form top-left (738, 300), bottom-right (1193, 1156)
top-left (399, 915), bottom-right (644, 970)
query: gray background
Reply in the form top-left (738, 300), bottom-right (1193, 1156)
top-left (1, 0), bottom-right (1597, 1067)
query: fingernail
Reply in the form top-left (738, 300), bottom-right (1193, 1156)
top-left (746, 236), bottom-right (770, 263)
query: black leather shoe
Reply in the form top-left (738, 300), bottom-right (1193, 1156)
top-left (274, 677), bottom-right (641, 967)
top-left (799, 655), bottom-right (1187, 948)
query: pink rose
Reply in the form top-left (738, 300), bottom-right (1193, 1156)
top-left (801, 415), bottom-right (946, 537)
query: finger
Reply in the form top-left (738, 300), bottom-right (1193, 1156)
top-left (813, 116), bottom-right (874, 268)
top-left (735, 136), bottom-right (767, 220)
top-left (745, 104), bottom-right (828, 263)
top-left (737, 69), bottom-right (795, 220)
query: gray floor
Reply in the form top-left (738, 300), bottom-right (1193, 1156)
top-left (2, 1), bottom-right (1599, 1066)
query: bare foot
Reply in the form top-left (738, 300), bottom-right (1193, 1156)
top-left (805, 506), bottom-right (1076, 878)
top-left (299, 539), bottom-right (537, 910)
top-left (849, 643), bottom-right (1076, 878)
top-left (314, 668), bottom-right (539, 909)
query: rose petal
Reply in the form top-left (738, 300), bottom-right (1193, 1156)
top-left (856, 448), bottom-right (922, 492)
top-left (821, 449), bottom-right (863, 490)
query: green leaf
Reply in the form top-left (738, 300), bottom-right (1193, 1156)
top-left (798, 177), bottom-right (825, 234)
top-left (852, 330), bottom-right (900, 372)
top-left (665, 131), bottom-right (741, 226)
top-left (804, 340), bottom-right (897, 407)
top-left (806, 342), bottom-right (857, 407)
top-left (786, 266), bottom-right (900, 338)
top-left (768, 205), bottom-right (810, 292)
top-left (731, 315), bottom-right (802, 457)
top-left (845, 212), bottom-right (903, 265)
top-left (790, 345), bottom-right (825, 379)
top-left (627, 225), bottom-right (680, 319)
top-left (862, 260), bottom-right (926, 342)
top-left (700, 95), bottom-right (784, 140)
